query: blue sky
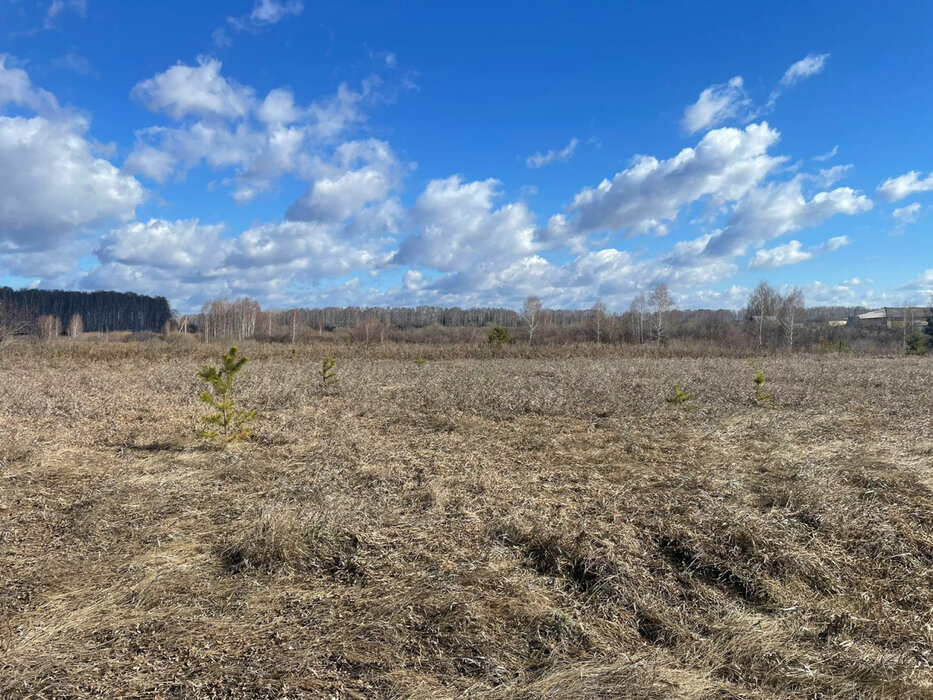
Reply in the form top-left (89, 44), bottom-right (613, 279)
top-left (0, 0), bottom-right (931, 312)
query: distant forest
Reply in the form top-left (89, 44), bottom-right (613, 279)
top-left (0, 287), bottom-right (172, 333)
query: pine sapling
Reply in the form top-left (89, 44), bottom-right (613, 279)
top-left (754, 371), bottom-right (772, 404)
top-left (320, 354), bottom-right (338, 393)
top-left (198, 346), bottom-right (256, 442)
top-left (666, 384), bottom-right (695, 405)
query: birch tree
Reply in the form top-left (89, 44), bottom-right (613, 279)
top-left (778, 287), bottom-right (805, 350)
top-left (522, 295), bottom-right (542, 345)
top-left (747, 281), bottom-right (777, 349)
top-left (648, 284), bottom-right (675, 346)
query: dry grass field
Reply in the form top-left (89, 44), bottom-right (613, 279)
top-left (1, 345), bottom-right (932, 698)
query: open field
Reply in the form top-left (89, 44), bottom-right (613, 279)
top-left (1, 347), bottom-right (932, 698)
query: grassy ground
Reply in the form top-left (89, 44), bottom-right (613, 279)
top-left (1, 348), bottom-right (932, 698)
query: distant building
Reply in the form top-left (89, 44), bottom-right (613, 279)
top-left (848, 307), bottom-right (933, 329)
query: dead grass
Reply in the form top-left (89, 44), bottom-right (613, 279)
top-left (0, 348), bottom-right (931, 697)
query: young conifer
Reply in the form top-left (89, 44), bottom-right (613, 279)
top-left (197, 346), bottom-right (256, 442)
top-left (320, 354), bottom-right (338, 393)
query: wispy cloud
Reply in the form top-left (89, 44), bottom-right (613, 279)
top-left (526, 137), bottom-right (579, 169)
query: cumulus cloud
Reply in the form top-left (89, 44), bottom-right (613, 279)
top-left (526, 137), bottom-right (579, 168)
top-left (131, 56), bottom-right (255, 121)
top-left (394, 176), bottom-right (537, 274)
top-left (286, 139), bottom-right (403, 224)
top-left (681, 76), bottom-right (749, 134)
top-left (682, 55), bottom-right (829, 135)
top-left (125, 59), bottom-right (380, 201)
top-left (0, 54), bottom-right (61, 114)
top-left (84, 216), bottom-right (392, 309)
top-left (96, 219), bottom-right (228, 269)
top-left (749, 235), bottom-right (849, 269)
top-left (703, 177), bottom-right (871, 258)
top-left (542, 122), bottom-right (783, 243)
top-left (877, 171), bottom-right (933, 202)
top-left (0, 60), bottom-right (144, 254)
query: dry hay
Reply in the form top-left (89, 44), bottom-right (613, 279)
top-left (0, 348), bottom-right (931, 697)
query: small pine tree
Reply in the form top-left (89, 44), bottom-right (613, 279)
top-left (320, 354), bottom-right (338, 393)
top-left (197, 346), bottom-right (256, 442)
top-left (488, 325), bottom-right (510, 347)
top-left (906, 332), bottom-right (929, 356)
top-left (754, 371), bottom-right (772, 404)
top-left (414, 352), bottom-right (427, 366)
top-left (666, 385), bottom-right (695, 405)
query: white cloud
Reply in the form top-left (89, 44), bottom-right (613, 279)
top-left (526, 137), bottom-right (579, 168)
top-left (395, 176), bottom-right (537, 273)
top-left (893, 202), bottom-right (922, 225)
top-left (681, 76), bottom-right (749, 134)
top-left (250, 0), bottom-right (303, 24)
top-left (215, 0), bottom-right (304, 47)
top-left (780, 53), bottom-right (830, 87)
top-left (749, 235), bottom-right (850, 269)
top-left (543, 122), bottom-right (783, 243)
top-left (0, 55), bottom-right (61, 114)
top-left (0, 60), bottom-right (144, 263)
top-left (131, 57), bottom-right (254, 121)
top-left (813, 145), bottom-right (838, 162)
top-left (126, 58), bottom-right (379, 200)
top-left (0, 115), bottom-right (144, 252)
top-left (96, 219), bottom-right (227, 269)
top-left (704, 177), bottom-right (871, 258)
top-left (877, 171), bottom-right (933, 202)
top-left (44, 0), bottom-right (86, 29)
top-left (286, 139), bottom-right (403, 223)
top-left (750, 240), bottom-right (811, 268)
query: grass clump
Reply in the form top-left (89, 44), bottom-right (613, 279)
top-left (197, 346), bottom-right (256, 442)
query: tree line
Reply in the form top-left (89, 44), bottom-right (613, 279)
top-left (187, 282), bottom-right (918, 351)
top-left (0, 287), bottom-right (172, 338)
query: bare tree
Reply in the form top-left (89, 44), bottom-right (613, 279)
top-left (67, 313), bottom-right (84, 338)
top-left (778, 287), bottom-right (805, 349)
top-left (648, 284), bottom-right (675, 345)
top-left (37, 315), bottom-right (62, 342)
top-left (0, 300), bottom-right (32, 348)
top-left (747, 281), bottom-right (777, 349)
top-left (592, 299), bottom-right (607, 344)
top-left (629, 293), bottom-right (647, 343)
top-left (522, 295), bottom-right (542, 345)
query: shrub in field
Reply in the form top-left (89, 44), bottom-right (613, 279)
top-left (906, 332), bottom-right (929, 356)
top-left (754, 371), bottom-right (772, 403)
top-left (320, 354), bottom-right (338, 393)
top-left (488, 325), bottom-right (510, 347)
top-left (197, 346), bottom-right (256, 442)
top-left (414, 352), bottom-right (427, 366)
top-left (666, 384), bottom-right (694, 405)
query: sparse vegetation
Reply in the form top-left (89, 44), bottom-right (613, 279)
top-left (196, 346), bottom-right (256, 442)
top-left (665, 383), bottom-right (694, 405)
top-left (1, 347), bottom-right (932, 697)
